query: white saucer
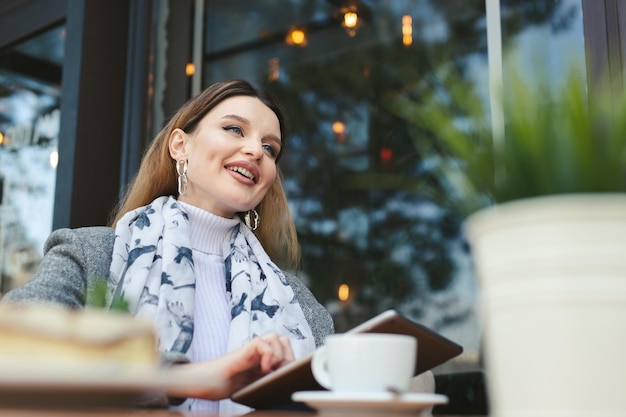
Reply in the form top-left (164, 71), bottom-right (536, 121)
top-left (291, 391), bottom-right (448, 415)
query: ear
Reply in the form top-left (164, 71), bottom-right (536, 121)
top-left (168, 128), bottom-right (188, 160)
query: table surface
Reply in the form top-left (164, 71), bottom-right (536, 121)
top-left (0, 411), bottom-right (479, 417)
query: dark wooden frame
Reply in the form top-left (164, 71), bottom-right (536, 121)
top-left (582, 0), bottom-right (626, 90)
top-left (56, 0), bottom-right (191, 228)
top-left (0, 0), bottom-right (67, 48)
top-left (53, 0), bottom-right (131, 228)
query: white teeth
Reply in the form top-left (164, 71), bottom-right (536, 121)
top-left (227, 166), bottom-right (255, 181)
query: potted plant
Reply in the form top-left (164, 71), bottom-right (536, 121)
top-left (385, 64), bottom-right (626, 417)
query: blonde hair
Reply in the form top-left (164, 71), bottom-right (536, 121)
top-left (110, 79), bottom-right (300, 270)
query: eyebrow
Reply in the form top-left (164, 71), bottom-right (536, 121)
top-left (222, 114), bottom-right (249, 124)
top-left (222, 114), bottom-right (282, 143)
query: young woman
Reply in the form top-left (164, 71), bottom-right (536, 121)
top-left (4, 79), bottom-right (334, 415)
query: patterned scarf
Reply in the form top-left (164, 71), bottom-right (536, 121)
top-left (107, 195), bottom-right (315, 362)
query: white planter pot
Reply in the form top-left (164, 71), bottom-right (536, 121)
top-left (465, 194), bottom-right (626, 417)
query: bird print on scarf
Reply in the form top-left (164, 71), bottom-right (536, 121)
top-left (139, 286), bottom-right (158, 306)
top-left (111, 242), bottom-right (157, 301)
top-left (231, 293), bottom-right (248, 318)
top-left (110, 196), bottom-right (315, 362)
top-left (174, 245), bottom-right (193, 265)
top-left (167, 300), bottom-right (194, 352)
top-left (251, 287), bottom-right (279, 318)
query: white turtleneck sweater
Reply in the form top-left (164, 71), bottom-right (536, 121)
top-left (176, 201), bottom-right (245, 415)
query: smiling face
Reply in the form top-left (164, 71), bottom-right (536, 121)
top-left (168, 95), bottom-right (282, 218)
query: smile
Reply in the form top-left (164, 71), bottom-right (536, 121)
top-left (226, 166), bottom-right (257, 183)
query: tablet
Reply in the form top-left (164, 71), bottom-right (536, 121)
top-left (231, 309), bottom-right (463, 409)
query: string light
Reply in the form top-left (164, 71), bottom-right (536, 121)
top-left (185, 63), bottom-right (195, 77)
top-left (286, 28), bottom-right (307, 46)
top-left (402, 15), bottom-right (413, 47)
top-left (332, 121), bottom-right (347, 143)
top-left (332, 121), bottom-right (345, 135)
top-left (380, 147), bottom-right (393, 170)
top-left (344, 12), bottom-right (358, 28)
top-left (341, 7), bottom-right (360, 37)
top-left (338, 284), bottom-right (350, 301)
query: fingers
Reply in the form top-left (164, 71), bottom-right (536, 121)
top-left (226, 333), bottom-right (294, 376)
top-left (278, 335), bottom-right (295, 363)
top-left (256, 333), bottom-right (294, 372)
top-left (165, 334), bottom-right (297, 401)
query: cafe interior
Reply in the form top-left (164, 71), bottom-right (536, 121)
top-left (0, 0), bottom-right (624, 416)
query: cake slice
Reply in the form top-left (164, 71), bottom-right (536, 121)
top-left (0, 303), bottom-right (159, 380)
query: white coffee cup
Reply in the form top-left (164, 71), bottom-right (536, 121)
top-left (311, 333), bottom-right (417, 393)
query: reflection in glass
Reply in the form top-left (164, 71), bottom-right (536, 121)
top-left (202, 0), bottom-right (585, 373)
top-left (0, 25), bottom-right (65, 293)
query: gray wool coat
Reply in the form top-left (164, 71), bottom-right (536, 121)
top-left (3, 226), bottom-right (335, 348)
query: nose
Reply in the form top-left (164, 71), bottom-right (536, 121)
top-left (242, 138), bottom-right (264, 159)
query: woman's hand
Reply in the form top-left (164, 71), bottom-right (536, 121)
top-left (165, 333), bottom-right (295, 401)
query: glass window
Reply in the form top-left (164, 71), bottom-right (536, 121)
top-left (501, 0), bottom-right (586, 85)
top-left (0, 25), bottom-right (65, 293)
top-left (201, 0), bottom-right (585, 373)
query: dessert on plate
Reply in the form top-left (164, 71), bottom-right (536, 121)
top-left (0, 303), bottom-right (158, 380)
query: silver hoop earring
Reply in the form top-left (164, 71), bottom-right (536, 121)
top-left (176, 159), bottom-right (188, 196)
top-left (244, 209), bottom-right (260, 231)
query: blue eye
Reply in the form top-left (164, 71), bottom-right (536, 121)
top-left (225, 125), bottom-right (243, 135)
top-left (263, 143), bottom-right (278, 158)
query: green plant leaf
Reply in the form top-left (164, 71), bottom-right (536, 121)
top-left (86, 277), bottom-right (130, 313)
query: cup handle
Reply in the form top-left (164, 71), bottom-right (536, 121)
top-left (311, 346), bottom-right (333, 390)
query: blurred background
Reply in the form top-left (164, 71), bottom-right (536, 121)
top-left (0, 2), bottom-right (615, 410)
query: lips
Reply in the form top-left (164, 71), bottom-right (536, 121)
top-left (225, 162), bottom-right (259, 184)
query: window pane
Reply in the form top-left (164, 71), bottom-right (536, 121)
top-left (0, 25), bottom-right (64, 293)
top-left (202, 0), bottom-right (586, 374)
top-left (500, 0), bottom-right (586, 86)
